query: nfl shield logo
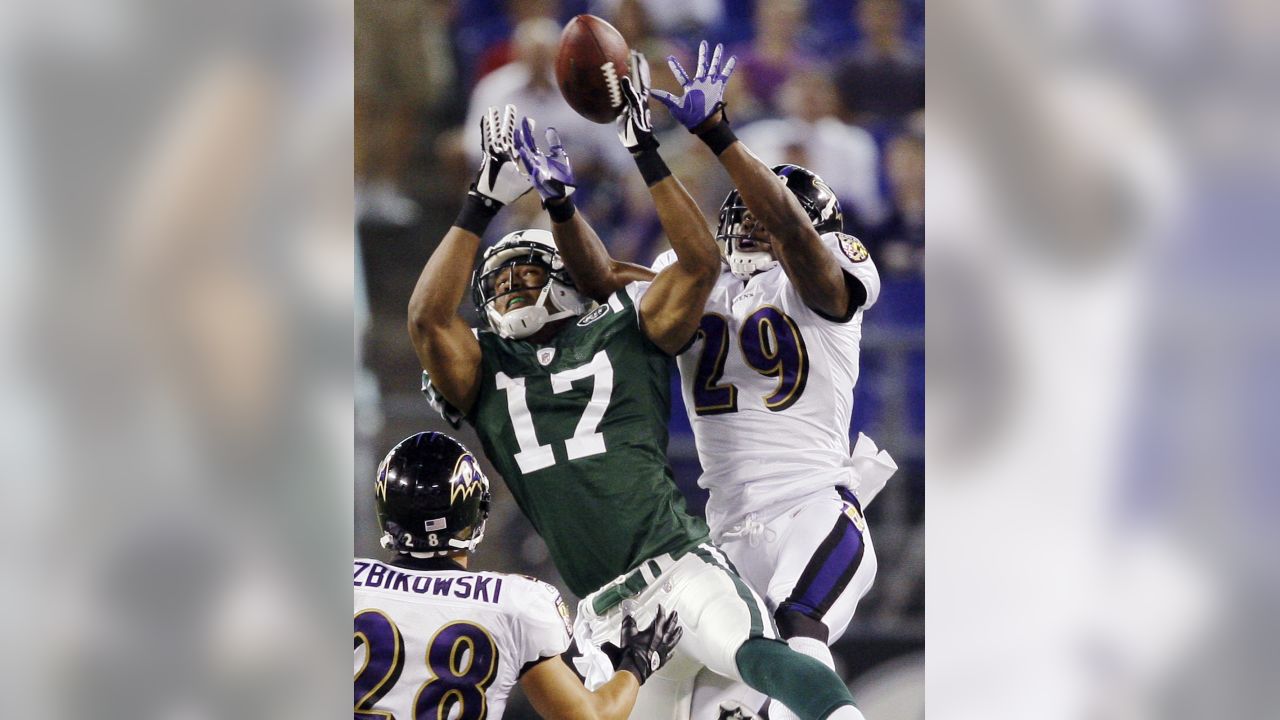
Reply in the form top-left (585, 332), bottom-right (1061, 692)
top-left (537, 348), bottom-right (556, 366)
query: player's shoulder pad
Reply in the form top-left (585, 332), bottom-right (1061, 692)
top-left (490, 572), bottom-right (564, 607)
top-left (824, 231), bottom-right (871, 264)
top-left (498, 573), bottom-right (574, 638)
top-left (820, 231), bottom-right (880, 311)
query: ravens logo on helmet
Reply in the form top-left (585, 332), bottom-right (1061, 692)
top-left (375, 432), bottom-right (492, 557)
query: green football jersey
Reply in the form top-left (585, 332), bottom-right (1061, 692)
top-left (426, 285), bottom-right (709, 597)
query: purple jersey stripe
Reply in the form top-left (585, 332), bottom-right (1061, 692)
top-left (781, 503), bottom-right (866, 620)
top-left (797, 521), bottom-right (863, 613)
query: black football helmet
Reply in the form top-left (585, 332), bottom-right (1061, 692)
top-left (717, 164), bottom-right (843, 278)
top-left (375, 432), bottom-right (492, 557)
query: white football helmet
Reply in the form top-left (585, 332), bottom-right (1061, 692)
top-left (471, 229), bottom-right (593, 339)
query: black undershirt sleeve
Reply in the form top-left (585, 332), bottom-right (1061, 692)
top-left (807, 270), bottom-right (869, 324)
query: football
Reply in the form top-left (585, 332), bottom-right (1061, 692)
top-left (555, 15), bottom-right (631, 124)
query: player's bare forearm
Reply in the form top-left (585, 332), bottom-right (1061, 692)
top-left (648, 174), bottom-right (720, 273)
top-left (640, 261), bottom-right (715, 353)
top-left (521, 657), bottom-right (640, 720)
top-left (706, 123), bottom-right (805, 239)
top-left (549, 199), bottom-right (655, 301)
top-left (407, 225), bottom-right (483, 412)
top-left (583, 672), bottom-right (644, 720)
top-left (717, 134), bottom-right (851, 317)
top-left (638, 175), bottom-right (719, 353)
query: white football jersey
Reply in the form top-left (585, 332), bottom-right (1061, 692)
top-left (653, 232), bottom-right (882, 535)
top-left (354, 558), bottom-right (573, 720)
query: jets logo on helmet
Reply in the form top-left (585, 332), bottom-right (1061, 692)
top-left (471, 229), bottom-right (594, 339)
top-left (717, 164), bottom-right (844, 279)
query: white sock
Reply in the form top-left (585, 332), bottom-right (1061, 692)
top-left (787, 635), bottom-right (836, 669)
top-left (824, 706), bottom-right (867, 720)
top-left (768, 636), bottom-right (842, 720)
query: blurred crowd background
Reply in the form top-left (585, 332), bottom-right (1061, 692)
top-left (355, 0), bottom-right (926, 714)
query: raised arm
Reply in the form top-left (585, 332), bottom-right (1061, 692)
top-left (510, 115), bottom-right (655, 301)
top-left (633, 169), bottom-right (721, 354)
top-left (408, 105), bottom-right (532, 412)
top-left (619, 54), bottom-right (722, 352)
top-left (655, 41), bottom-right (861, 319)
top-left (716, 140), bottom-right (852, 318)
top-left (546, 204), bottom-right (656, 302)
top-left (521, 607), bottom-right (682, 720)
top-left (516, 52), bottom-right (719, 354)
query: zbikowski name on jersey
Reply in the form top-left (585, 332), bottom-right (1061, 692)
top-left (653, 232), bottom-right (882, 535)
top-left (354, 559), bottom-right (573, 720)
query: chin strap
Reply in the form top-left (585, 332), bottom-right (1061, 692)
top-left (494, 282), bottom-right (585, 339)
top-left (447, 526), bottom-right (485, 554)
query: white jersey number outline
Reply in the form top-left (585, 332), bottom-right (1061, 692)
top-left (495, 350), bottom-right (614, 473)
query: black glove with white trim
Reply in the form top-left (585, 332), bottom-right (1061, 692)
top-left (617, 605), bottom-right (682, 684)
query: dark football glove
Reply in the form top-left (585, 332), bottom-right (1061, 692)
top-left (617, 605), bottom-right (682, 685)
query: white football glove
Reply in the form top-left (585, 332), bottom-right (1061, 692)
top-left (470, 104), bottom-right (533, 207)
top-left (616, 50), bottom-right (658, 152)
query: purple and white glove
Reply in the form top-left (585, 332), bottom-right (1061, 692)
top-left (513, 116), bottom-right (577, 204)
top-left (652, 41), bottom-right (737, 131)
top-left (470, 104), bottom-right (533, 207)
top-left (616, 50), bottom-right (658, 152)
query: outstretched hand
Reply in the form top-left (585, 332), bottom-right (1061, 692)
top-left (470, 104), bottom-right (533, 207)
top-left (616, 50), bottom-right (658, 152)
top-left (513, 116), bottom-right (577, 204)
top-left (652, 40), bottom-right (737, 131)
top-left (617, 605), bottom-right (683, 685)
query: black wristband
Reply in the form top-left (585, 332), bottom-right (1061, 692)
top-left (453, 192), bottom-right (501, 236)
top-left (632, 148), bottom-right (671, 187)
top-left (696, 121), bottom-right (738, 156)
top-left (546, 197), bottom-right (577, 223)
